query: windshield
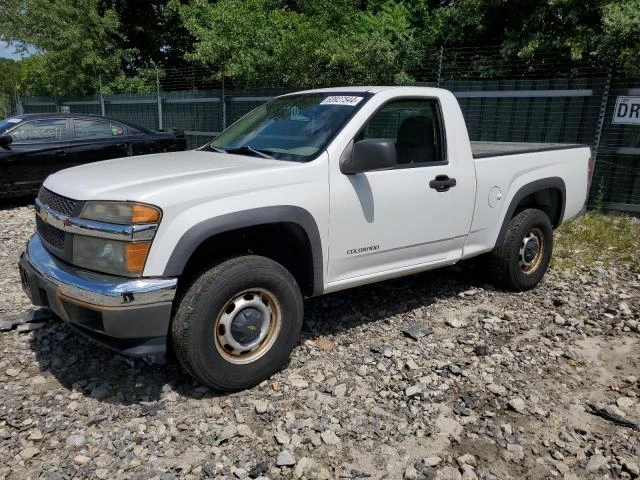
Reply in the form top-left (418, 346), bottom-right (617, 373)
top-left (0, 117), bottom-right (22, 135)
top-left (208, 92), bottom-right (371, 162)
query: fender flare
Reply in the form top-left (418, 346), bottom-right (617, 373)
top-left (495, 177), bottom-right (566, 248)
top-left (163, 205), bottom-right (324, 296)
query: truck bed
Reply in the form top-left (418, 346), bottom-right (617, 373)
top-left (471, 141), bottom-right (585, 159)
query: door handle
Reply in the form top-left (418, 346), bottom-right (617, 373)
top-left (53, 149), bottom-right (67, 156)
top-left (429, 175), bottom-right (457, 192)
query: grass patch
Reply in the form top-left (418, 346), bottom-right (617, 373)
top-left (553, 211), bottom-right (640, 270)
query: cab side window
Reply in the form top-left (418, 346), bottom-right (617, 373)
top-left (357, 99), bottom-right (445, 166)
top-left (9, 119), bottom-right (67, 143)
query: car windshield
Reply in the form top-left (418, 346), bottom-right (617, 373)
top-left (207, 92), bottom-right (371, 162)
top-left (0, 117), bottom-right (22, 135)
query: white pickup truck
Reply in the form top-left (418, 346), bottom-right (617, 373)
top-left (19, 86), bottom-right (592, 390)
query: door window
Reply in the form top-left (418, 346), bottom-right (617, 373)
top-left (9, 119), bottom-right (67, 143)
top-left (128, 126), bottom-right (146, 135)
top-left (74, 119), bottom-right (126, 139)
top-left (357, 99), bottom-right (445, 166)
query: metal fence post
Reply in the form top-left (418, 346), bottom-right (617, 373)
top-left (437, 46), bottom-right (444, 87)
top-left (592, 66), bottom-right (613, 163)
top-left (99, 77), bottom-right (106, 117)
top-left (14, 83), bottom-right (23, 115)
top-left (221, 75), bottom-right (227, 130)
top-left (156, 69), bottom-right (163, 130)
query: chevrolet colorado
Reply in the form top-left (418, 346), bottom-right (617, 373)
top-left (19, 86), bottom-right (592, 391)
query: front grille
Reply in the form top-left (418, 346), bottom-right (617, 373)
top-left (37, 187), bottom-right (77, 217)
top-left (36, 216), bottom-right (65, 251)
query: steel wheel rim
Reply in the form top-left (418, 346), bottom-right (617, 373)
top-left (214, 288), bottom-right (281, 364)
top-left (519, 227), bottom-right (545, 274)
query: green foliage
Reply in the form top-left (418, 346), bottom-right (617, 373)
top-left (98, 0), bottom-right (193, 72)
top-left (553, 211), bottom-right (640, 270)
top-left (0, 0), bottom-right (124, 95)
top-left (593, 178), bottom-right (607, 212)
top-left (0, 58), bottom-right (21, 117)
top-left (101, 68), bottom-right (159, 95)
top-left (0, 0), bottom-right (189, 96)
top-left (421, 0), bottom-right (640, 78)
top-left (172, 0), bottom-right (419, 86)
top-left (170, 0), bottom-right (640, 85)
top-left (2, 0), bottom-right (640, 93)
top-left (601, 0), bottom-right (640, 77)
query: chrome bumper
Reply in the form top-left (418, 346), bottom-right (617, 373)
top-left (21, 234), bottom-right (176, 307)
top-left (19, 235), bottom-right (177, 356)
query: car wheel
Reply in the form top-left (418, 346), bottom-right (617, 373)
top-left (171, 255), bottom-right (303, 391)
top-left (490, 208), bottom-right (553, 291)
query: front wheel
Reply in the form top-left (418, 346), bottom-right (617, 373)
top-left (490, 208), bottom-right (553, 291)
top-left (171, 255), bottom-right (303, 391)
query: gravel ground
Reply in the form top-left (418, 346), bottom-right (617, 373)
top-left (0, 203), bottom-right (639, 480)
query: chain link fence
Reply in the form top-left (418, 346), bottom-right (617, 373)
top-left (4, 47), bottom-right (640, 212)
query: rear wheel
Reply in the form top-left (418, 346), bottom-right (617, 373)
top-left (490, 208), bottom-right (553, 291)
top-left (171, 255), bottom-right (303, 391)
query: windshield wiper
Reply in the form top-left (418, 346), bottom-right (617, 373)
top-left (223, 145), bottom-right (274, 159)
top-left (206, 145), bottom-right (227, 153)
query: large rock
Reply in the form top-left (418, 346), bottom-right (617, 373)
top-left (436, 466), bottom-right (462, 480)
top-left (507, 398), bottom-right (526, 414)
top-left (65, 434), bottom-right (87, 447)
top-left (276, 450), bottom-right (296, 467)
top-left (585, 454), bottom-right (608, 473)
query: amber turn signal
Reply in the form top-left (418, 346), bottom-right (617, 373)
top-left (125, 242), bottom-right (151, 273)
top-left (131, 204), bottom-right (160, 223)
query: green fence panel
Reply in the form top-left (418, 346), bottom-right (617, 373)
top-left (16, 77), bottom-right (640, 212)
top-left (162, 89), bottom-right (223, 149)
top-left (21, 96), bottom-right (57, 114)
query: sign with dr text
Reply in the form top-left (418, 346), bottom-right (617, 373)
top-left (613, 96), bottom-right (640, 125)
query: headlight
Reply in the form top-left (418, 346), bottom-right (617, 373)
top-left (73, 201), bottom-right (160, 277)
top-left (73, 236), bottom-right (151, 277)
top-left (80, 201), bottom-right (160, 224)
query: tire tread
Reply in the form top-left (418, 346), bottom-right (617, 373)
top-left (490, 208), bottom-right (553, 291)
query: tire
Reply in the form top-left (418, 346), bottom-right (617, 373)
top-left (171, 255), bottom-right (303, 391)
top-left (490, 208), bottom-right (553, 291)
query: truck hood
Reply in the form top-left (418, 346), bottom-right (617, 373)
top-left (44, 150), bottom-right (297, 203)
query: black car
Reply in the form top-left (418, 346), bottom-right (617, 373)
top-left (0, 113), bottom-right (187, 197)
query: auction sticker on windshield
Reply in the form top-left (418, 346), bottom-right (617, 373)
top-left (320, 96), bottom-right (364, 106)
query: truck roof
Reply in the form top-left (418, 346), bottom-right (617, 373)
top-left (285, 85), bottom-right (445, 96)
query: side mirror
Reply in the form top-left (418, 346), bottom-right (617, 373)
top-left (340, 139), bottom-right (396, 175)
top-left (0, 135), bottom-right (12, 149)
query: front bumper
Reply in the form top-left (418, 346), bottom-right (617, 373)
top-left (19, 234), bottom-right (177, 356)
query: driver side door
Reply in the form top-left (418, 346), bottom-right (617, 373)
top-left (327, 97), bottom-right (475, 288)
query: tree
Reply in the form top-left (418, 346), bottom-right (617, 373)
top-left (98, 0), bottom-right (194, 73)
top-left (2, 0), bottom-right (639, 96)
top-left (415, 0), bottom-right (639, 78)
top-left (601, 0), bottom-right (640, 77)
top-left (0, 0), bottom-right (124, 95)
top-left (0, 58), bottom-right (21, 117)
top-left (172, 0), bottom-right (420, 87)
